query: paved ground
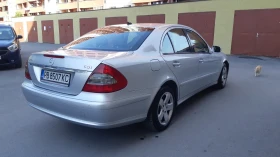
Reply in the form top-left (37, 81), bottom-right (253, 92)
top-left (1, 43), bottom-right (280, 157)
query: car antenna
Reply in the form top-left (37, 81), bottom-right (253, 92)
top-left (127, 22), bottom-right (132, 25)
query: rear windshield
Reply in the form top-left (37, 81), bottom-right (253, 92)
top-left (0, 27), bottom-right (15, 40)
top-left (63, 26), bottom-right (154, 51)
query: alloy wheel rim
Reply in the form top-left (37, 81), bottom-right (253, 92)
top-left (221, 66), bottom-right (228, 86)
top-left (157, 92), bottom-right (174, 126)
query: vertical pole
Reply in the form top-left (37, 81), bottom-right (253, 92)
top-left (77, 0), bottom-right (79, 12)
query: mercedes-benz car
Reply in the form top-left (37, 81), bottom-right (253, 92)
top-left (21, 23), bottom-right (229, 132)
top-left (0, 24), bottom-right (23, 68)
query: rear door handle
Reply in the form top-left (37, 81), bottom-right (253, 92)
top-left (199, 58), bottom-right (204, 63)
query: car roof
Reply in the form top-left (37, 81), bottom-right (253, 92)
top-left (111, 23), bottom-right (168, 28)
top-left (110, 23), bottom-right (187, 29)
top-left (77, 23), bottom-right (196, 40)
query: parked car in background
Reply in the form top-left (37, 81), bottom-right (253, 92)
top-left (0, 24), bottom-right (23, 69)
top-left (21, 23), bottom-right (229, 132)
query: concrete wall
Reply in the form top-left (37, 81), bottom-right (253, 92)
top-left (11, 0), bottom-right (280, 54)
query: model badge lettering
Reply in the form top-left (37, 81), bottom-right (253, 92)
top-left (49, 58), bottom-right (54, 65)
top-left (84, 65), bottom-right (93, 70)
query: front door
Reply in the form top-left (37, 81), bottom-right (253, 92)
top-left (160, 28), bottom-right (201, 100)
top-left (185, 30), bottom-right (218, 87)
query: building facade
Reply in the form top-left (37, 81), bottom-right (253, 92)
top-left (0, 0), bottom-right (184, 21)
top-left (132, 0), bottom-right (174, 6)
top-left (104, 0), bottom-right (132, 9)
top-left (10, 0), bottom-right (280, 57)
top-left (0, 0), bottom-right (16, 21)
top-left (0, 0), bottom-right (105, 20)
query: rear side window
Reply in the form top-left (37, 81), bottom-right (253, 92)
top-left (161, 34), bottom-right (174, 54)
top-left (64, 26), bottom-right (154, 52)
top-left (167, 28), bottom-right (192, 53)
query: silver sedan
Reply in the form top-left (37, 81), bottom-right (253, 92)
top-left (21, 23), bottom-right (229, 132)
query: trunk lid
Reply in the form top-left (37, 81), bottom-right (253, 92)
top-left (28, 49), bottom-right (131, 95)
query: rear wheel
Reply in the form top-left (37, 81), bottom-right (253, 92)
top-left (145, 86), bottom-right (176, 132)
top-left (215, 63), bottom-right (228, 89)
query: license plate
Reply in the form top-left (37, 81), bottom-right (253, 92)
top-left (41, 69), bottom-right (71, 86)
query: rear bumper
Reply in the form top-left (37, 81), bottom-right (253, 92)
top-left (21, 80), bottom-right (156, 129)
top-left (0, 50), bottom-right (21, 66)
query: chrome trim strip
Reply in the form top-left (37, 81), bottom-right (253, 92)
top-left (29, 63), bottom-right (89, 73)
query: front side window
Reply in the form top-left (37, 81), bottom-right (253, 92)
top-left (0, 27), bottom-right (15, 40)
top-left (167, 28), bottom-right (192, 53)
top-left (63, 26), bottom-right (154, 52)
top-left (161, 34), bottom-right (174, 54)
top-left (186, 31), bottom-right (209, 53)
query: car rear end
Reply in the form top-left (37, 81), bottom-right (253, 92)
top-left (21, 24), bottom-right (157, 128)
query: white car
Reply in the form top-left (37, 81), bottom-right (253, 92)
top-left (22, 23), bottom-right (229, 132)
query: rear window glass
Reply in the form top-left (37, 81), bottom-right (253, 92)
top-left (0, 27), bottom-right (15, 40)
top-left (63, 26), bottom-right (154, 51)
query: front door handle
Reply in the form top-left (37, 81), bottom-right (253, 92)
top-left (199, 58), bottom-right (204, 63)
top-left (172, 61), bottom-right (181, 67)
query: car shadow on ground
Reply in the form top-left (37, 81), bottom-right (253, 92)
top-left (0, 66), bottom-right (19, 71)
top-left (172, 86), bottom-right (220, 122)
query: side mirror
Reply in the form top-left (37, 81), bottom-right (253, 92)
top-left (17, 35), bottom-right (23, 39)
top-left (213, 46), bottom-right (221, 52)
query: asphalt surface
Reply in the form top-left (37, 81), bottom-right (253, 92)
top-left (1, 42), bottom-right (280, 157)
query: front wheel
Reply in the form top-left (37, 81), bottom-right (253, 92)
top-left (145, 86), bottom-right (176, 132)
top-left (215, 63), bottom-right (228, 89)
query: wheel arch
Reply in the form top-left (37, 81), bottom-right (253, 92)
top-left (146, 79), bottom-right (179, 119)
top-left (223, 60), bottom-right (229, 73)
top-left (160, 80), bottom-right (179, 104)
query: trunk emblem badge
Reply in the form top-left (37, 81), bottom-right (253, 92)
top-left (49, 58), bottom-right (54, 65)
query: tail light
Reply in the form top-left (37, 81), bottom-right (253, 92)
top-left (25, 61), bottom-right (31, 80)
top-left (82, 63), bottom-right (127, 93)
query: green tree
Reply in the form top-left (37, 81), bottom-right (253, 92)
top-left (14, 12), bottom-right (23, 18)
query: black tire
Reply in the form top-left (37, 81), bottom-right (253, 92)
top-left (15, 57), bottom-right (22, 69)
top-left (215, 63), bottom-right (228, 89)
top-left (145, 86), bottom-right (176, 132)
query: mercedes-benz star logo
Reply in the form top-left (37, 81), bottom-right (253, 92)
top-left (49, 58), bottom-right (54, 65)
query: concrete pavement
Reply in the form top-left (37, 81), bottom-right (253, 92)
top-left (0, 43), bottom-right (280, 157)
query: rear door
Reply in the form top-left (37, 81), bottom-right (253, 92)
top-left (160, 28), bottom-right (201, 100)
top-left (185, 30), bottom-right (220, 87)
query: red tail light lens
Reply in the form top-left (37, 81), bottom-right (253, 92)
top-left (82, 63), bottom-right (127, 93)
top-left (25, 61), bottom-right (31, 80)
